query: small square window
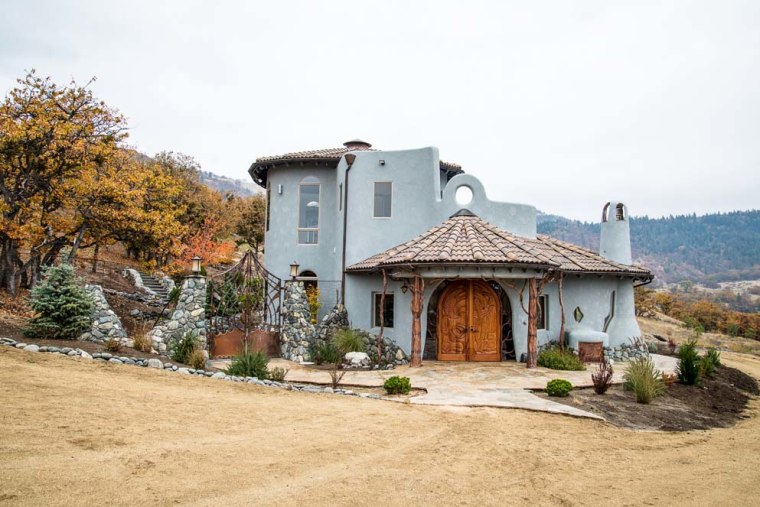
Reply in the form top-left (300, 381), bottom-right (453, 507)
top-left (538, 295), bottom-right (548, 330)
top-left (372, 292), bottom-right (394, 328)
top-left (373, 182), bottom-right (392, 218)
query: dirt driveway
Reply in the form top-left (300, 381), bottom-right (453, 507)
top-left (1, 346), bottom-right (760, 506)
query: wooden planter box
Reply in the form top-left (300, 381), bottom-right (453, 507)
top-left (578, 342), bottom-right (604, 363)
top-left (211, 328), bottom-right (280, 358)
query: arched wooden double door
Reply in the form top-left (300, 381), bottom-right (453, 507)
top-left (437, 280), bottom-right (501, 361)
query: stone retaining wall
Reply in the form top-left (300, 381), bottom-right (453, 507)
top-left (279, 281), bottom-right (408, 366)
top-left (79, 285), bottom-right (129, 345)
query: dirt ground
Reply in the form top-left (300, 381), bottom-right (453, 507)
top-left (541, 365), bottom-right (758, 431)
top-left (1, 347), bottom-right (760, 506)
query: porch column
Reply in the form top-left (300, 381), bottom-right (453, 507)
top-left (409, 275), bottom-right (424, 367)
top-left (526, 278), bottom-right (538, 368)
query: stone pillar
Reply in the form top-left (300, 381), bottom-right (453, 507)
top-left (150, 275), bottom-right (207, 356)
top-left (280, 281), bottom-right (315, 363)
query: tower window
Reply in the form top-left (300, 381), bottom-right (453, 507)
top-left (298, 177), bottom-right (320, 244)
top-left (373, 182), bottom-right (392, 218)
top-left (615, 203), bottom-right (626, 221)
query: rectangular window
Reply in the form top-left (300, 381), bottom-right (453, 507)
top-left (538, 295), bottom-right (548, 330)
top-left (298, 181), bottom-right (320, 244)
top-left (339, 183), bottom-right (343, 211)
top-left (373, 182), bottom-right (392, 218)
top-left (372, 292), bottom-right (394, 328)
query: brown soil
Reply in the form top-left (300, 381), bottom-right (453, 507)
top-left (2, 347), bottom-right (760, 506)
top-left (541, 365), bottom-right (758, 431)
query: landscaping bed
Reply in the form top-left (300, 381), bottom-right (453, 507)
top-left (539, 365), bottom-right (758, 431)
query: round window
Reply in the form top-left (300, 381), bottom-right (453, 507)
top-left (455, 185), bottom-right (473, 206)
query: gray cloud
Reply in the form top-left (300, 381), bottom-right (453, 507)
top-left (1, 0), bottom-right (758, 221)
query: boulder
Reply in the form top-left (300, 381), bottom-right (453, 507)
top-left (147, 358), bottom-right (163, 369)
top-left (23, 344), bottom-right (39, 353)
top-left (345, 351), bottom-right (369, 366)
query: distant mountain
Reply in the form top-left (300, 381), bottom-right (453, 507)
top-left (537, 210), bottom-right (760, 285)
top-left (198, 170), bottom-right (261, 197)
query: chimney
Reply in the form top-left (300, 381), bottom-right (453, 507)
top-left (343, 139), bottom-right (372, 151)
top-left (599, 201), bottom-right (632, 265)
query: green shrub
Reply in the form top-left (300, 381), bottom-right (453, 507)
top-left (705, 348), bottom-right (721, 368)
top-left (700, 355), bottom-right (716, 378)
top-left (331, 328), bottom-right (365, 354)
top-left (24, 263), bottom-right (94, 340)
top-left (267, 366), bottom-right (289, 382)
top-left (677, 339), bottom-right (701, 385)
top-left (226, 347), bottom-right (269, 378)
top-left (383, 376), bottom-right (412, 395)
top-left (170, 331), bottom-right (200, 364)
top-left (312, 341), bottom-right (341, 365)
top-left (537, 346), bottom-right (585, 371)
top-left (546, 379), bottom-right (573, 397)
top-left (623, 357), bottom-right (665, 404)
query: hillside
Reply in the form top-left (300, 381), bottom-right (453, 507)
top-left (537, 210), bottom-right (760, 285)
top-left (198, 170), bottom-right (261, 197)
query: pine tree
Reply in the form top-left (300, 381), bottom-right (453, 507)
top-left (24, 262), bottom-right (94, 340)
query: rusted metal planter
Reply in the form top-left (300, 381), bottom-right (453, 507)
top-left (211, 328), bottom-right (280, 358)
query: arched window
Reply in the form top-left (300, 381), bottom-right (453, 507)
top-left (298, 176), bottom-right (320, 244)
top-left (602, 202), bottom-right (611, 223)
top-left (298, 270), bottom-right (318, 292)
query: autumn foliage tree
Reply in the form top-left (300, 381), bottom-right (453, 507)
top-left (0, 70), bottom-right (126, 294)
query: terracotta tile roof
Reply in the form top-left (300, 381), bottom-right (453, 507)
top-left (248, 141), bottom-right (463, 187)
top-left (347, 210), bottom-right (652, 278)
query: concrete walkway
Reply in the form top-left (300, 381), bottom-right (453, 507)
top-left (210, 354), bottom-right (678, 420)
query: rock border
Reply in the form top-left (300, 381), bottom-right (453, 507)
top-left (0, 338), bottom-right (383, 400)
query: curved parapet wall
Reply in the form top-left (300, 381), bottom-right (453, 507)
top-left (441, 173), bottom-right (537, 238)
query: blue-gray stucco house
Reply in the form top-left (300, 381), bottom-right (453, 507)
top-left (249, 140), bottom-right (652, 365)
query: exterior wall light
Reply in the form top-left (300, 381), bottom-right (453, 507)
top-left (401, 282), bottom-right (409, 294)
top-left (191, 255), bottom-right (202, 275)
top-left (289, 261), bottom-right (300, 280)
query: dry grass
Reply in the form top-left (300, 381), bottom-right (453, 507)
top-left (639, 316), bottom-right (760, 356)
top-left (2, 346), bottom-right (760, 506)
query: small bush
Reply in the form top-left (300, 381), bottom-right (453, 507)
top-left (700, 355), bottom-right (716, 378)
top-left (312, 341), bottom-right (340, 365)
top-left (546, 379), bottom-right (573, 397)
top-left (537, 346), bottom-right (585, 371)
top-left (268, 366), bottom-right (289, 382)
top-left (105, 338), bottom-right (121, 353)
top-left (226, 347), bottom-right (269, 378)
top-left (705, 348), bottom-right (721, 368)
top-left (623, 357), bottom-right (665, 404)
top-left (591, 361), bottom-right (614, 395)
top-left (188, 348), bottom-right (207, 370)
top-left (662, 372), bottom-right (677, 386)
top-left (384, 376), bottom-right (412, 395)
top-left (331, 328), bottom-right (365, 354)
top-left (677, 339), bottom-right (701, 385)
top-left (170, 331), bottom-right (200, 364)
top-left (133, 333), bottom-right (152, 353)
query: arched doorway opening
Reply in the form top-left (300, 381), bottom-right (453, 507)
top-left (424, 279), bottom-right (513, 361)
top-left (297, 270), bottom-right (318, 292)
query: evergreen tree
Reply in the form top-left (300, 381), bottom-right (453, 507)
top-left (24, 262), bottom-right (94, 339)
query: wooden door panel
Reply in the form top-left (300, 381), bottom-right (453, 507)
top-left (469, 281), bottom-right (501, 361)
top-left (438, 281), bottom-right (468, 360)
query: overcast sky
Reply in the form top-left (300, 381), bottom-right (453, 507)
top-left (1, 1), bottom-right (758, 221)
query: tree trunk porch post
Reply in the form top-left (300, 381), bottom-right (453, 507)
top-left (409, 274), bottom-right (425, 367)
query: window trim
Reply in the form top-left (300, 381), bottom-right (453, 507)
top-left (372, 181), bottom-right (393, 219)
top-left (372, 291), bottom-right (395, 329)
top-left (538, 294), bottom-right (548, 330)
top-left (265, 181), bottom-right (271, 232)
top-left (297, 177), bottom-right (321, 245)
